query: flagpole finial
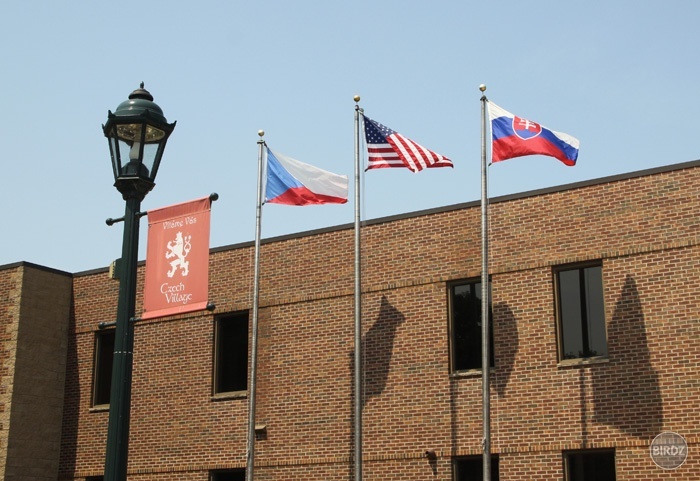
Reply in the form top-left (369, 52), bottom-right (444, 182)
top-left (479, 84), bottom-right (487, 92)
top-left (258, 130), bottom-right (265, 138)
top-left (353, 95), bottom-right (361, 103)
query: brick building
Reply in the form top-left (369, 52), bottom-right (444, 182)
top-left (1, 160), bottom-right (699, 480)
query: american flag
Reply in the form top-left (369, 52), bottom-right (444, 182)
top-left (362, 115), bottom-right (452, 172)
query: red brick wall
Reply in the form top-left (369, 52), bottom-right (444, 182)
top-left (0, 264), bottom-right (72, 480)
top-left (59, 264), bottom-right (119, 476)
top-left (0, 265), bottom-right (21, 480)
top-left (59, 163), bottom-right (700, 480)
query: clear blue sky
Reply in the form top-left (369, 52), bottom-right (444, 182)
top-left (2, 1), bottom-right (699, 273)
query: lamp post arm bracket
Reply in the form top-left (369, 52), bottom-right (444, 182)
top-left (106, 212), bottom-right (147, 226)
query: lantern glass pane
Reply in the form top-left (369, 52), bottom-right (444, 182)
top-left (145, 125), bottom-right (166, 143)
top-left (108, 136), bottom-right (121, 179)
top-left (115, 123), bottom-right (165, 143)
top-left (116, 138), bottom-right (150, 178)
top-left (142, 143), bottom-right (159, 177)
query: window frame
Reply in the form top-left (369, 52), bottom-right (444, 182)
top-left (209, 469), bottom-right (246, 481)
top-left (448, 278), bottom-right (494, 374)
top-left (453, 455), bottom-right (499, 481)
top-left (92, 328), bottom-right (115, 407)
top-left (212, 311), bottom-right (250, 396)
top-left (554, 261), bottom-right (608, 363)
top-left (564, 449), bottom-right (616, 481)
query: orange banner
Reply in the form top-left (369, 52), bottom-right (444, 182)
top-left (142, 196), bottom-right (212, 319)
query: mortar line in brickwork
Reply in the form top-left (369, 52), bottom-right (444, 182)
top-left (72, 237), bottom-right (700, 336)
top-left (70, 437), bottom-right (696, 481)
top-left (490, 237), bottom-right (700, 277)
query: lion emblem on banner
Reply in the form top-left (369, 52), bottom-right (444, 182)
top-left (165, 232), bottom-right (192, 277)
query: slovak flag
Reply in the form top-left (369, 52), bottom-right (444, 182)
top-left (265, 147), bottom-right (348, 206)
top-left (488, 101), bottom-right (579, 166)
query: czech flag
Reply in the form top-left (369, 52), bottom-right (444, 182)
top-left (488, 101), bottom-right (579, 166)
top-left (265, 148), bottom-right (348, 206)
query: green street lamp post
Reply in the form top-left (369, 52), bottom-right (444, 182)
top-left (102, 84), bottom-right (175, 481)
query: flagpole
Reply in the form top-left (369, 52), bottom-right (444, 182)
top-left (353, 95), bottom-right (363, 481)
top-left (246, 130), bottom-right (266, 481)
top-left (479, 85), bottom-right (491, 481)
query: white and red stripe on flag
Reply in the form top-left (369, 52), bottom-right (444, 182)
top-left (363, 115), bottom-right (452, 172)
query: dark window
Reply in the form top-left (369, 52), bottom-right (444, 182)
top-left (85, 477), bottom-right (104, 481)
top-left (556, 264), bottom-right (607, 360)
top-left (454, 456), bottom-right (499, 481)
top-left (214, 313), bottom-right (249, 394)
top-left (210, 469), bottom-right (245, 481)
top-left (92, 329), bottom-right (115, 406)
top-left (565, 450), bottom-right (616, 481)
top-left (450, 280), bottom-right (494, 372)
